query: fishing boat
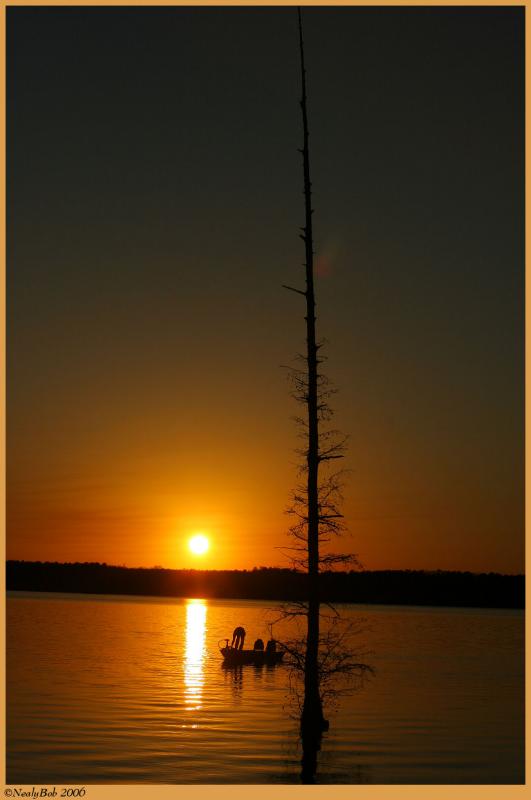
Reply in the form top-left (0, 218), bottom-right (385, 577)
top-left (219, 640), bottom-right (284, 666)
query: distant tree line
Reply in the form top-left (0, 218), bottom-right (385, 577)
top-left (5, 561), bottom-right (524, 609)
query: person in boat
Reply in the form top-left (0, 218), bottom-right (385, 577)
top-left (265, 639), bottom-right (277, 654)
top-left (231, 626), bottom-right (246, 650)
top-left (253, 638), bottom-right (264, 651)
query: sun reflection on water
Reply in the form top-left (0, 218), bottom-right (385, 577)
top-left (184, 599), bottom-right (207, 710)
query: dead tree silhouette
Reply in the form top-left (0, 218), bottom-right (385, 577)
top-left (280, 8), bottom-right (373, 782)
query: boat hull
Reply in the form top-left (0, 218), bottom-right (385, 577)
top-left (221, 646), bottom-right (284, 666)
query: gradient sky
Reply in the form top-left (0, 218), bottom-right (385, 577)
top-left (7, 7), bottom-right (524, 573)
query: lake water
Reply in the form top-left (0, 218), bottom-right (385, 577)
top-left (6, 592), bottom-right (524, 784)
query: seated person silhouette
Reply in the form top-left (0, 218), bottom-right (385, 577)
top-left (253, 638), bottom-right (264, 651)
top-left (265, 639), bottom-right (277, 654)
top-left (231, 626), bottom-right (246, 650)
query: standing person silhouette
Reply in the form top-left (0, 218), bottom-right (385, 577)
top-left (231, 626), bottom-right (246, 650)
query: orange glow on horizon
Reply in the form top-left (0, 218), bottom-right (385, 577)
top-left (5, 428), bottom-right (524, 575)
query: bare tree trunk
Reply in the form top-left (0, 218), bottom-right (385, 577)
top-left (300, 711), bottom-right (322, 784)
top-left (279, 13), bottom-right (372, 779)
top-left (298, 8), bottom-right (319, 597)
top-left (298, 6), bottom-right (327, 737)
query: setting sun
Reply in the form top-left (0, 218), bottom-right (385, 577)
top-left (188, 534), bottom-right (210, 556)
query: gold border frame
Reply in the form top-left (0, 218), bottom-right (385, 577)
top-left (2, 1), bottom-right (527, 797)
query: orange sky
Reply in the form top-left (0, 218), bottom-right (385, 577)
top-left (7, 373), bottom-right (523, 573)
top-left (7, 7), bottom-right (524, 575)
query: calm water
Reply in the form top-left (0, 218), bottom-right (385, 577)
top-left (7, 592), bottom-right (524, 784)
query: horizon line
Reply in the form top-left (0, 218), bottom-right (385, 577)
top-left (6, 559), bottom-right (524, 578)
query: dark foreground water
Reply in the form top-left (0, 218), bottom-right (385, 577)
top-left (7, 592), bottom-right (524, 784)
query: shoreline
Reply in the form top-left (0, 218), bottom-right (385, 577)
top-left (6, 561), bottom-right (524, 610)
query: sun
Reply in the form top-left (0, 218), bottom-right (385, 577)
top-left (188, 534), bottom-right (210, 556)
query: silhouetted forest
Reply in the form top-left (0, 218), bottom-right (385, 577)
top-left (6, 561), bottom-right (524, 609)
